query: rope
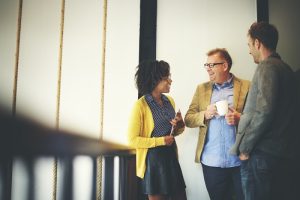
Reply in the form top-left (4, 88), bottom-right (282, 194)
top-left (97, 0), bottom-right (108, 199)
top-left (12, 0), bottom-right (23, 117)
top-left (53, 0), bottom-right (66, 199)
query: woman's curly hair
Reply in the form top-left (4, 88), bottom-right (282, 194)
top-left (135, 60), bottom-right (170, 96)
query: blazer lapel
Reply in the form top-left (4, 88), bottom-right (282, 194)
top-left (205, 82), bottom-right (213, 106)
top-left (233, 77), bottom-right (241, 110)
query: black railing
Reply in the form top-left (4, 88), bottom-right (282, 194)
top-left (0, 109), bottom-right (137, 200)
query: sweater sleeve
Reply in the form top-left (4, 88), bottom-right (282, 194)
top-left (239, 65), bottom-right (278, 154)
top-left (127, 101), bottom-right (165, 149)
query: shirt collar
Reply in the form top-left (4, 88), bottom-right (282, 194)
top-left (145, 93), bottom-right (168, 103)
top-left (269, 52), bottom-right (281, 60)
top-left (213, 73), bottom-right (233, 89)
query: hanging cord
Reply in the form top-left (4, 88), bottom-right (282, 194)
top-left (53, 0), bottom-right (66, 200)
top-left (97, 0), bottom-right (108, 199)
top-left (12, 0), bottom-right (23, 117)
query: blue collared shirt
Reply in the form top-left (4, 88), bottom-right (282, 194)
top-left (201, 75), bottom-right (241, 168)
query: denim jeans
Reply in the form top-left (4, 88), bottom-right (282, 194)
top-left (240, 149), bottom-right (279, 200)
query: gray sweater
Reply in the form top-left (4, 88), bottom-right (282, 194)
top-left (230, 53), bottom-right (297, 158)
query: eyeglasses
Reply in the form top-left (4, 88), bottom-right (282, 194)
top-left (203, 62), bottom-right (224, 69)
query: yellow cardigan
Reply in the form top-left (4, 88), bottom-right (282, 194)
top-left (127, 95), bottom-right (184, 178)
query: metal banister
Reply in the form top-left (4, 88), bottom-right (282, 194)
top-left (0, 110), bottom-right (137, 200)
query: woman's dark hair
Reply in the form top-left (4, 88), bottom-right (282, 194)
top-left (135, 60), bottom-right (170, 96)
top-left (248, 21), bottom-right (278, 51)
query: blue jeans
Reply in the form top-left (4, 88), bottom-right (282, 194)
top-left (202, 164), bottom-right (244, 200)
top-left (240, 149), bottom-right (279, 200)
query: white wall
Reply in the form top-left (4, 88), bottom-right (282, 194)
top-left (102, 0), bottom-right (139, 144)
top-left (0, 0), bottom-right (139, 139)
top-left (16, 0), bottom-right (61, 127)
top-left (58, 0), bottom-right (104, 137)
top-left (157, 0), bottom-right (256, 199)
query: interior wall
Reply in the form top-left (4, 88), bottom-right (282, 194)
top-left (16, 0), bottom-right (61, 128)
top-left (0, 0), bottom-right (139, 139)
top-left (269, 0), bottom-right (300, 71)
top-left (156, 0), bottom-right (256, 199)
top-left (0, 0), bottom-right (19, 113)
top-left (102, 0), bottom-right (139, 144)
top-left (58, 0), bottom-right (103, 137)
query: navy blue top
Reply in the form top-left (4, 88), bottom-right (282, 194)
top-left (145, 94), bottom-right (175, 137)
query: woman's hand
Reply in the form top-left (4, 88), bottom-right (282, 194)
top-left (170, 110), bottom-right (185, 130)
top-left (164, 135), bottom-right (174, 146)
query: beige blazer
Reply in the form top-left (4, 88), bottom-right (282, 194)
top-left (184, 75), bottom-right (250, 163)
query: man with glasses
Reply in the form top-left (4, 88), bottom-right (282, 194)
top-left (185, 48), bottom-right (250, 200)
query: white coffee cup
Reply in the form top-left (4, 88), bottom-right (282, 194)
top-left (215, 100), bottom-right (228, 116)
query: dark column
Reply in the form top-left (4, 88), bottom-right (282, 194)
top-left (257, 0), bottom-right (269, 22)
top-left (138, 0), bottom-right (157, 98)
top-left (59, 157), bottom-right (74, 200)
top-left (91, 157), bottom-right (97, 200)
top-left (119, 156), bottom-right (137, 200)
top-left (0, 158), bottom-right (12, 200)
top-left (137, 3), bottom-right (157, 199)
top-left (139, 0), bottom-right (157, 62)
top-left (103, 156), bottom-right (114, 200)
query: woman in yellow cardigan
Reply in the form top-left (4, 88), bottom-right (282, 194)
top-left (128, 60), bottom-right (186, 200)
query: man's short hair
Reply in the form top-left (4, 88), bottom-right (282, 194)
top-left (248, 21), bottom-right (279, 51)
